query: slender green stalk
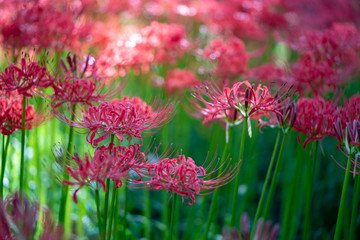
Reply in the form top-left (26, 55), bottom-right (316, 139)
top-left (302, 141), bottom-right (319, 240)
top-left (203, 127), bottom-right (232, 239)
top-left (144, 189), bottom-right (151, 239)
top-left (169, 194), bottom-right (178, 240)
top-left (281, 142), bottom-right (304, 240)
top-left (112, 191), bottom-right (119, 240)
top-left (334, 153), bottom-right (354, 240)
top-left (262, 132), bottom-right (287, 221)
top-left (250, 129), bottom-right (281, 236)
top-left (103, 179), bottom-right (111, 238)
top-left (107, 184), bottom-right (117, 240)
top-left (230, 117), bottom-right (248, 226)
top-left (19, 95), bottom-right (26, 197)
top-left (95, 189), bottom-right (103, 240)
top-left (0, 135), bottom-right (10, 198)
top-left (122, 185), bottom-right (129, 240)
top-left (349, 173), bottom-right (360, 240)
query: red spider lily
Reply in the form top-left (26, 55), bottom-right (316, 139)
top-left (332, 120), bottom-right (360, 176)
top-left (53, 96), bottom-right (175, 147)
top-left (0, 91), bottom-right (37, 135)
top-left (0, 192), bottom-right (63, 240)
top-left (203, 37), bottom-right (249, 79)
top-left (293, 96), bottom-right (339, 148)
top-left (164, 69), bottom-right (199, 95)
top-left (222, 213), bottom-right (280, 240)
top-left (1, 0), bottom-right (79, 51)
top-left (97, 21), bottom-right (189, 77)
top-left (258, 100), bottom-right (298, 133)
top-left (47, 54), bottom-right (122, 109)
top-left (53, 143), bottom-right (148, 203)
top-left (0, 58), bottom-right (52, 97)
top-left (147, 154), bottom-right (238, 206)
top-left (191, 80), bottom-right (290, 127)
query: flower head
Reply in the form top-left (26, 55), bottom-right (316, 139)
top-left (53, 96), bottom-right (175, 147)
top-left (54, 143), bottom-right (148, 203)
top-left (148, 154), bottom-right (238, 205)
top-left (293, 96), bottom-right (338, 148)
top-left (0, 58), bottom-right (52, 97)
top-left (0, 91), bottom-right (38, 135)
top-left (164, 69), bottom-right (199, 95)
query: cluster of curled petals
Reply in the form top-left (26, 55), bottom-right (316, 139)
top-left (258, 100), bottom-right (298, 133)
top-left (0, 91), bottom-right (36, 135)
top-left (0, 192), bottom-right (63, 240)
top-left (53, 97), bottom-right (174, 146)
top-left (148, 154), bottom-right (237, 205)
top-left (164, 69), bottom-right (199, 94)
top-left (0, 0), bottom-right (79, 50)
top-left (203, 37), bottom-right (248, 78)
top-left (0, 58), bottom-right (52, 97)
top-left (293, 96), bottom-right (338, 148)
top-left (54, 144), bottom-right (147, 203)
top-left (191, 81), bottom-right (290, 127)
top-left (97, 21), bottom-right (189, 77)
top-left (332, 119), bottom-right (360, 175)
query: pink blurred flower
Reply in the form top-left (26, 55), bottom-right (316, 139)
top-left (0, 192), bottom-right (63, 239)
top-left (0, 0), bottom-right (80, 51)
top-left (148, 154), bottom-right (237, 205)
top-left (164, 69), bottom-right (199, 94)
top-left (203, 37), bottom-right (249, 79)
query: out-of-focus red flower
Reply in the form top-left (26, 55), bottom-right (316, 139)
top-left (164, 69), bottom-right (198, 94)
top-left (97, 21), bottom-right (189, 77)
top-left (203, 37), bottom-right (248, 79)
top-left (0, 192), bottom-right (63, 240)
top-left (148, 154), bottom-right (237, 205)
top-left (0, 0), bottom-right (79, 51)
top-left (293, 96), bottom-right (338, 148)
top-left (0, 58), bottom-right (52, 97)
top-left (223, 213), bottom-right (280, 240)
top-left (54, 144), bottom-right (147, 203)
top-left (0, 91), bottom-right (37, 135)
top-left (53, 96), bottom-right (174, 146)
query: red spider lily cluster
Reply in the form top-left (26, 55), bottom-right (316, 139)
top-left (164, 69), bottom-right (199, 95)
top-left (147, 154), bottom-right (237, 205)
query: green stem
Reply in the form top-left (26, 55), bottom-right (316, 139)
top-left (58, 104), bottom-right (76, 224)
top-left (113, 191), bottom-right (119, 240)
top-left (19, 95), bottom-right (26, 197)
top-left (230, 117), bottom-right (248, 227)
top-left (302, 141), bottom-right (319, 240)
top-left (334, 153), bottom-right (354, 240)
top-left (107, 184), bottom-right (117, 240)
top-left (281, 142), bottom-right (304, 240)
top-left (161, 124), bottom-right (170, 239)
top-left (95, 189), bottom-right (103, 240)
top-left (349, 173), bottom-right (360, 240)
top-left (0, 135), bottom-right (10, 198)
top-left (144, 189), bottom-right (151, 239)
top-left (103, 179), bottom-right (111, 238)
top-left (251, 129), bottom-right (281, 237)
top-left (169, 194), bottom-right (178, 240)
top-left (203, 126), bottom-right (232, 239)
top-left (122, 185), bottom-right (129, 240)
top-left (262, 132), bottom-right (287, 221)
